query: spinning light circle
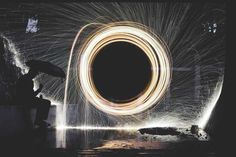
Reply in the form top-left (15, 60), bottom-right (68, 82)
top-left (78, 22), bottom-right (172, 115)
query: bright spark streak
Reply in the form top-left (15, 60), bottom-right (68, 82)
top-left (1, 36), bottom-right (28, 74)
top-left (62, 23), bottom-right (103, 125)
top-left (56, 125), bottom-right (139, 131)
top-left (198, 79), bottom-right (224, 128)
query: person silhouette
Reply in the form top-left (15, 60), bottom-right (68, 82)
top-left (15, 68), bottom-right (51, 129)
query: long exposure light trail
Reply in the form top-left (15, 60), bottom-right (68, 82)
top-left (63, 22), bottom-right (104, 126)
top-left (56, 125), bottom-right (139, 131)
top-left (2, 3), bottom-right (225, 148)
top-left (74, 22), bottom-right (172, 116)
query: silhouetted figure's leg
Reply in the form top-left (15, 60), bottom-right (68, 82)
top-left (32, 98), bottom-right (51, 126)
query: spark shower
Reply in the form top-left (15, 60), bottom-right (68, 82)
top-left (1, 2), bottom-right (225, 138)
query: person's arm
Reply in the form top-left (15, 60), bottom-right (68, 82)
top-left (33, 84), bottom-right (43, 97)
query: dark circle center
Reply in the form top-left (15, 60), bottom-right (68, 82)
top-left (91, 41), bottom-right (152, 103)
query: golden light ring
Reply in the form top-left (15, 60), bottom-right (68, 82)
top-left (78, 22), bottom-right (171, 115)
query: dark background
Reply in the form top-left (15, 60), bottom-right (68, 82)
top-left (0, 0), bottom-right (234, 156)
top-left (204, 0), bottom-right (234, 154)
top-left (92, 42), bottom-right (152, 102)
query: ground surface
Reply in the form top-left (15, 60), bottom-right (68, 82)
top-left (0, 128), bottom-right (219, 157)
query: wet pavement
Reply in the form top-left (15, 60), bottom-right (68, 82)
top-left (1, 128), bottom-right (217, 157)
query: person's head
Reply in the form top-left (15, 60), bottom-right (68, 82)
top-left (27, 68), bottom-right (39, 79)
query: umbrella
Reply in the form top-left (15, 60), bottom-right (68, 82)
top-left (25, 60), bottom-right (66, 78)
